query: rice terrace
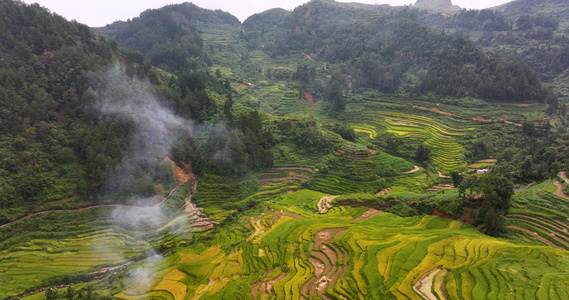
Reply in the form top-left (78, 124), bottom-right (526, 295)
top-left (3, 0), bottom-right (569, 299)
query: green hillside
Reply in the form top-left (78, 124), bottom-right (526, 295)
top-left (3, 0), bottom-right (569, 299)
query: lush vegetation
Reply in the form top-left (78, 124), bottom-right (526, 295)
top-left (4, 0), bottom-right (569, 298)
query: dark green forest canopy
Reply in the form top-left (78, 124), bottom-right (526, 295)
top-left (93, 2), bottom-right (240, 74)
top-left (0, 0), bottom-right (273, 224)
top-left (241, 0), bottom-right (554, 103)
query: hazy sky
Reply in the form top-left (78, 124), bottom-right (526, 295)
top-left (24, 0), bottom-right (513, 27)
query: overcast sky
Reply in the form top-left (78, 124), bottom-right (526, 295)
top-left (24, 0), bottom-right (513, 27)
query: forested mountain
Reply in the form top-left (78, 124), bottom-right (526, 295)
top-left (94, 3), bottom-right (240, 74)
top-left (410, 0), bottom-right (569, 111)
top-left (494, 0), bottom-right (569, 29)
top-left (242, 0), bottom-right (554, 106)
top-left (0, 0), bottom-right (119, 222)
top-left (0, 0), bottom-right (275, 225)
top-left (5, 0), bottom-right (569, 298)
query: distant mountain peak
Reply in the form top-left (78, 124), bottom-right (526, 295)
top-left (414, 0), bottom-right (461, 13)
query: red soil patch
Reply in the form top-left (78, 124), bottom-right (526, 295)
top-left (472, 116), bottom-right (486, 120)
top-left (377, 187), bottom-right (392, 196)
top-left (413, 105), bottom-right (459, 117)
top-left (460, 209), bottom-right (474, 225)
top-left (168, 159), bottom-right (192, 184)
top-left (498, 117), bottom-right (522, 127)
top-left (352, 208), bottom-right (382, 221)
top-left (553, 181), bottom-right (569, 200)
top-left (305, 92), bottom-right (315, 104)
top-left (304, 5), bottom-right (313, 18)
top-left (432, 208), bottom-right (453, 219)
top-left (57, 105), bottom-right (66, 125)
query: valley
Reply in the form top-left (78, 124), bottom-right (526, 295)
top-left (2, 0), bottom-right (569, 299)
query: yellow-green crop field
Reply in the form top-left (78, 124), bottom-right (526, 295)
top-left (113, 189), bottom-right (569, 300)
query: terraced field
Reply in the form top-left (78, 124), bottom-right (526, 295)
top-left (0, 207), bottom-right (183, 298)
top-left (111, 189), bottom-right (569, 300)
top-left (356, 111), bottom-right (474, 174)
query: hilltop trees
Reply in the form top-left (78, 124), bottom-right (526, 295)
top-left (459, 174), bottom-right (514, 236)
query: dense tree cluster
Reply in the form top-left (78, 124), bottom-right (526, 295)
top-left (0, 0), bottom-right (275, 222)
top-left (458, 174), bottom-right (514, 236)
top-left (242, 0), bottom-right (553, 103)
top-left (0, 0), bottom-right (119, 220)
top-left (94, 3), bottom-right (240, 74)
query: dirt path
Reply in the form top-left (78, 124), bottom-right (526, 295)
top-left (413, 105), bottom-right (460, 117)
top-left (506, 225), bottom-right (563, 250)
top-left (498, 117), bottom-right (522, 127)
top-left (257, 175), bottom-right (310, 184)
top-left (403, 166), bottom-right (420, 174)
top-left (377, 187), bottom-right (392, 196)
top-left (513, 103), bottom-right (539, 107)
top-left (413, 268), bottom-right (445, 300)
top-left (1, 159), bottom-right (194, 230)
top-left (0, 204), bottom-right (131, 230)
top-left (553, 181), bottom-right (569, 200)
top-left (318, 196), bottom-right (338, 213)
top-left (268, 167), bottom-right (316, 174)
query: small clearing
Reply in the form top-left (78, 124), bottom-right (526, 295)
top-left (305, 92), bottom-right (315, 104)
top-left (318, 196), bottom-right (338, 213)
top-left (468, 159), bottom-right (496, 167)
top-left (352, 208), bottom-right (382, 221)
top-left (377, 187), bottom-right (392, 196)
